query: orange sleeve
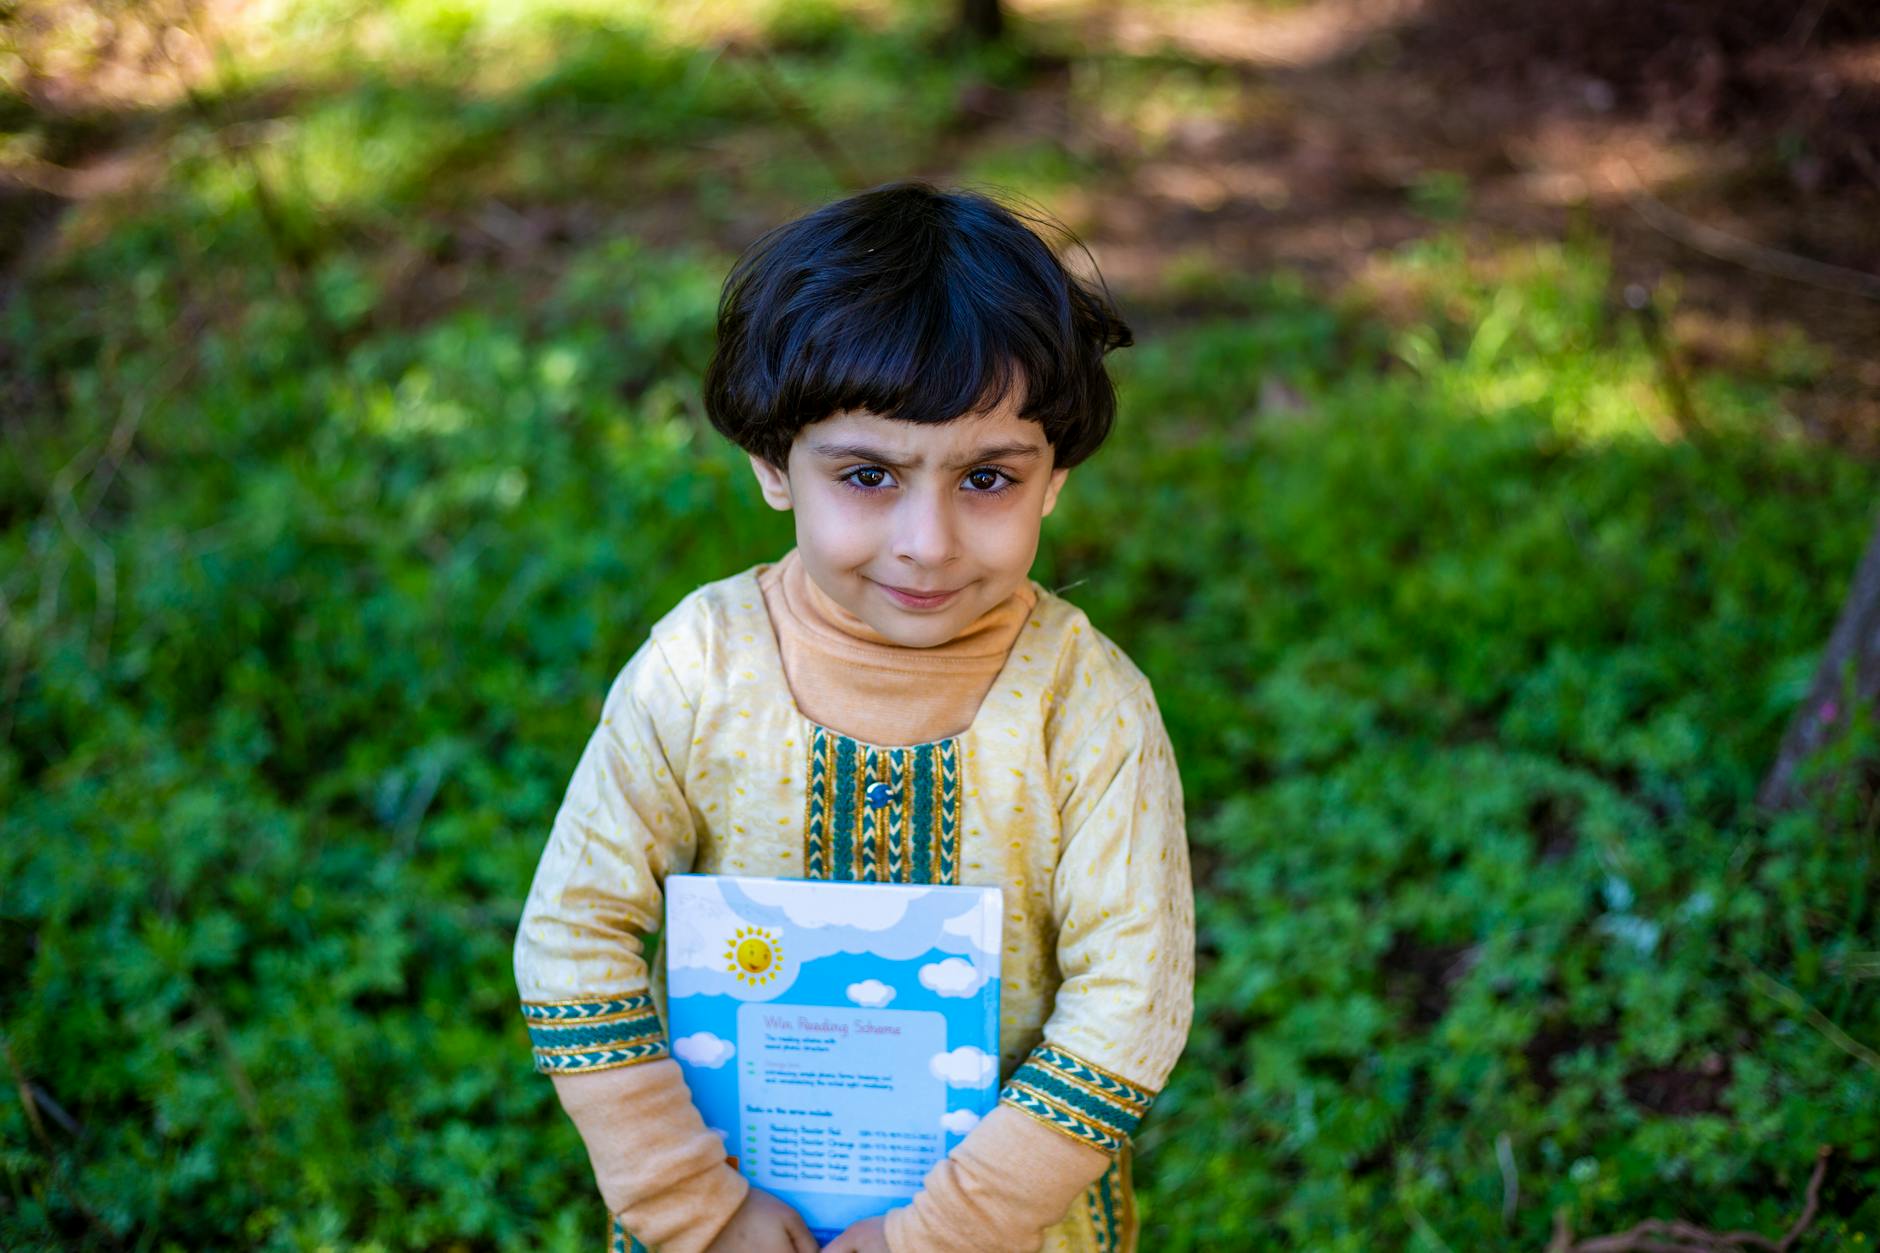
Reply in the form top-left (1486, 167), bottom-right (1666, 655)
top-left (881, 1104), bottom-right (1111, 1252)
top-left (551, 1059), bottom-right (750, 1253)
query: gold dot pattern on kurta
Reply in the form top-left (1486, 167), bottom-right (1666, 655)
top-left (511, 563), bottom-right (1193, 1253)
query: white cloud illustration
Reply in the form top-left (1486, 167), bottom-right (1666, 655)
top-left (673, 1032), bottom-right (736, 1069)
top-left (929, 1046), bottom-right (996, 1089)
top-left (739, 879), bottom-right (916, 932)
top-left (666, 877), bottom-right (747, 971)
top-left (939, 1109), bottom-right (982, 1135)
top-left (918, 957), bottom-right (988, 998)
top-left (941, 899), bottom-right (1002, 954)
top-left (846, 979), bottom-right (896, 1008)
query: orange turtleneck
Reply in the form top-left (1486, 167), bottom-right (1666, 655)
top-left (756, 547), bottom-right (1037, 747)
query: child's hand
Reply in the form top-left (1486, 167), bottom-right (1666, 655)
top-left (822, 1215), bottom-right (890, 1253)
top-left (703, 1187), bottom-right (818, 1253)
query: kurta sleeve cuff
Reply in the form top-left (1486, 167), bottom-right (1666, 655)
top-left (522, 994), bottom-right (670, 1073)
top-left (995, 1043), bottom-right (1158, 1157)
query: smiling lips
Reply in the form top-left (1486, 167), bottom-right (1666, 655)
top-left (876, 580), bottom-right (962, 610)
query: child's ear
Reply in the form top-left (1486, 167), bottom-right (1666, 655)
top-left (747, 452), bottom-right (794, 511)
top-left (1039, 466), bottom-right (1071, 518)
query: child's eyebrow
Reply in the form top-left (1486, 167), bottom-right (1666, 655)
top-left (807, 441), bottom-right (1045, 469)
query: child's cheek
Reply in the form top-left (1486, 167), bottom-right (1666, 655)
top-left (801, 489), bottom-right (883, 564)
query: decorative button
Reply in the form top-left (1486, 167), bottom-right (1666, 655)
top-left (865, 781), bottom-right (891, 809)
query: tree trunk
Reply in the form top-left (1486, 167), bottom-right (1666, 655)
top-left (1760, 508), bottom-right (1880, 812)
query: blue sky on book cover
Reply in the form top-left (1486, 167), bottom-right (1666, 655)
top-left (665, 874), bottom-right (1003, 1238)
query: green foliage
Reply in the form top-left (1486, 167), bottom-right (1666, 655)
top-left (1042, 239), bottom-right (1880, 1246)
top-left (3, 226), bottom-right (788, 1251)
top-left (5, 1), bottom-right (1879, 1249)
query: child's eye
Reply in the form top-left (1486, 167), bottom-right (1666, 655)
top-left (837, 466), bottom-right (1018, 496)
top-left (839, 466), bottom-right (895, 491)
top-left (963, 467), bottom-right (1018, 495)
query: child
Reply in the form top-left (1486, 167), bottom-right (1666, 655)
top-left (513, 180), bottom-right (1195, 1253)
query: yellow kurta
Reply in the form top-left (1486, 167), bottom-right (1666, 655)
top-left (513, 559), bottom-right (1195, 1252)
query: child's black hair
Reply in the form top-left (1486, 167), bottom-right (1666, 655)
top-left (703, 180), bottom-right (1133, 470)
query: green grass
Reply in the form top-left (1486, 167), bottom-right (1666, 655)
top-left (5, 1), bottom-right (1879, 1248)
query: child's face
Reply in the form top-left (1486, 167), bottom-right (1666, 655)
top-left (746, 392), bottom-right (1070, 649)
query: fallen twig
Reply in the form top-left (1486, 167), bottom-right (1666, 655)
top-left (1546, 1146), bottom-right (1832, 1252)
top-left (1499, 1131), bottom-right (1520, 1228)
top-left (1623, 282), bottom-right (1708, 444)
top-left (718, 38), bottom-right (867, 192)
top-left (1616, 158), bottom-right (1880, 303)
top-left (1735, 958), bottom-right (1880, 1077)
top-left (3, 1035), bottom-right (124, 1247)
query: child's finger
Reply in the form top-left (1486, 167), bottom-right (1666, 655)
top-left (783, 1214), bottom-right (819, 1253)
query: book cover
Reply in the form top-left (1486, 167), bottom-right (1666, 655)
top-left (664, 874), bottom-right (1003, 1241)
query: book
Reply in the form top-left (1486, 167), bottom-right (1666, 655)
top-left (664, 873), bottom-right (1003, 1241)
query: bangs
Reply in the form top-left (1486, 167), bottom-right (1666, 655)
top-left (704, 181), bottom-right (1132, 469)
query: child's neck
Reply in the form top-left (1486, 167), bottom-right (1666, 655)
top-left (758, 548), bottom-right (1036, 746)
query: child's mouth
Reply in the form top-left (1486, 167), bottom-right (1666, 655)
top-left (875, 581), bottom-right (961, 610)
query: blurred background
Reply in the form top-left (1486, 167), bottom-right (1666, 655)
top-left (5, 0), bottom-right (1880, 1248)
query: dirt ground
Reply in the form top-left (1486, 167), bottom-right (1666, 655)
top-left (989, 0), bottom-right (1880, 455)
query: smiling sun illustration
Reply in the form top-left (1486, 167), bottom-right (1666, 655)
top-left (724, 925), bottom-right (783, 985)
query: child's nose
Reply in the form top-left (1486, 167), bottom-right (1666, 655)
top-left (892, 490), bottom-right (959, 567)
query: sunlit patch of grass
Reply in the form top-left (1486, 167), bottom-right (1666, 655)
top-left (233, 0), bottom-right (908, 89)
top-left (1353, 231), bottom-right (1841, 451)
top-left (39, 0), bottom-right (1006, 285)
top-left (1067, 52), bottom-right (1253, 156)
top-left (954, 139), bottom-right (1101, 208)
top-left (243, 0), bottom-right (954, 119)
top-left (1089, 0), bottom-right (1319, 13)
